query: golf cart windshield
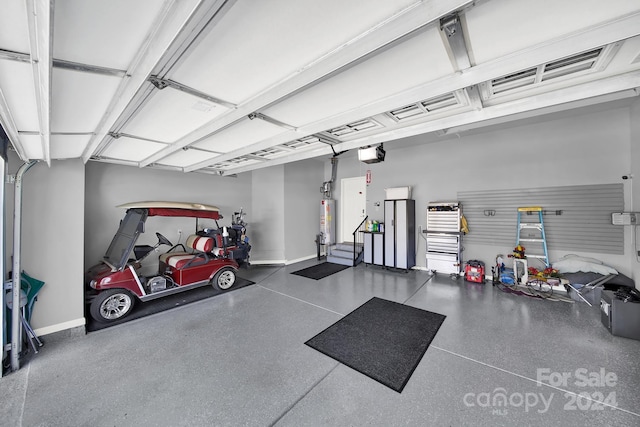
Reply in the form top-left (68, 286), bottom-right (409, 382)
top-left (103, 209), bottom-right (147, 270)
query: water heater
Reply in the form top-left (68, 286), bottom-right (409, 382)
top-left (320, 199), bottom-right (335, 245)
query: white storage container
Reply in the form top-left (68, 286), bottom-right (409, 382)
top-left (385, 186), bottom-right (411, 200)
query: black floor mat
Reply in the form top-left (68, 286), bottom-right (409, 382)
top-left (305, 297), bottom-right (446, 393)
top-left (291, 262), bottom-right (350, 280)
top-left (86, 277), bottom-right (254, 332)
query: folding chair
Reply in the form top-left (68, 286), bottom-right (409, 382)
top-left (4, 271), bottom-right (45, 354)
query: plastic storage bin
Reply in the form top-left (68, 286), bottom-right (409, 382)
top-left (385, 186), bottom-right (411, 200)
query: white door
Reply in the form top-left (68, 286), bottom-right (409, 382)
top-left (340, 176), bottom-right (366, 243)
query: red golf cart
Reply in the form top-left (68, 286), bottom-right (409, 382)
top-left (85, 202), bottom-right (251, 323)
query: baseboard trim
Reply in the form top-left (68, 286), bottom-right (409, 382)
top-left (250, 260), bottom-right (286, 266)
top-left (285, 254), bottom-right (318, 265)
top-left (250, 254), bottom-right (319, 266)
top-left (34, 317), bottom-right (86, 337)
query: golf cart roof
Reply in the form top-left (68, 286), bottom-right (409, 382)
top-left (117, 201), bottom-right (221, 220)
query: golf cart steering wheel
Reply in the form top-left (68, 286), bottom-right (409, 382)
top-left (156, 232), bottom-right (173, 247)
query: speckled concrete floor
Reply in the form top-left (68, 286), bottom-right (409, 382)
top-left (2, 261), bottom-right (639, 426)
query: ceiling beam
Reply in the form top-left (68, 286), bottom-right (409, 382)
top-left (25, 0), bottom-right (53, 165)
top-left (443, 90), bottom-right (640, 136)
top-left (440, 12), bottom-right (472, 70)
top-left (266, 11), bottom-right (640, 149)
top-left (440, 13), bottom-right (484, 110)
top-left (247, 112), bottom-right (296, 131)
top-left (140, 0), bottom-right (476, 167)
top-left (0, 49), bottom-right (31, 63)
top-left (0, 48), bottom-right (127, 77)
top-left (183, 8), bottom-right (640, 174)
top-left (464, 85), bottom-right (483, 111)
top-left (223, 71), bottom-right (640, 175)
top-left (148, 76), bottom-right (236, 108)
top-left (439, 12), bottom-right (483, 111)
top-left (333, 72), bottom-right (640, 151)
top-left (53, 58), bottom-right (126, 77)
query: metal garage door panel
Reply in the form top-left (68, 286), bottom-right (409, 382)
top-left (263, 28), bottom-right (453, 128)
top-left (465, 0), bottom-right (640, 64)
top-left (51, 134), bottom-right (92, 160)
top-left (0, 60), bottom-right (39, 131)
top-left (0, 0), bottom-right (30, 53)
top-left (53, 0), bottom-right (165, 70)
top-left (170, 0), bottom-right (419, 104)
top-left (121, 87), bottom-right (230, 143)
top-left (192, 117), bottom-right (286, 154)
top-left (52, 68), bottom-right (121, 133)
top-left (18, 134), bottom-right (43, 160)
top-left (100, 136), bottom-right (168, 163)
top-left (156, 149), bottom-right (220, 168)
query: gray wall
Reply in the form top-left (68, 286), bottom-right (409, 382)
top-left (6, 152), bottom-right (86, 334)
top-left (284, 159), bottom-right (324, 262)
top-left (83, 158), bottom-right (324, 269)
top-left (250, 158), bottom-right (324, 264)
top-left (5, 98), bottom-right (640, 336)
top-left (250, 166), bottom-right (285, 263)
top-left (329, 101), bottom-right (638, 284)
top-left (84, 162), bottom-right (252, 274)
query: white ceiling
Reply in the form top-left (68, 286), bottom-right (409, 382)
top-left (1, 0), bottom-right (639, 175)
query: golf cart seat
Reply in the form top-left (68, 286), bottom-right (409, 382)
top-left (159, 234), bottom-right (216, 269)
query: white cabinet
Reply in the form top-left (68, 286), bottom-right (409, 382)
top-left (384, 199), bottom-right (415, 270)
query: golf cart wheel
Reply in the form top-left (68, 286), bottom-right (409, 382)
top-left (90, 289), bottom-right (135, 322)
top-left (213, 267), bottom-right (236, 290)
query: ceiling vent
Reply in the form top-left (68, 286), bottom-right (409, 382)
top-left (387, 92), bottom-right (459, 122)
top-left (491, 67), bottom-right (538, 94)
top-left (250, 147), bottom-right (285, 159)
top-left (281, 134), bottom-right (336, 150)
top-left (541, 47), bottom-right (603, 81)
top-left (208, 156), bottom-right (257, 170)
top-left (227, 156), bottom-right (254, 165)
top-left (486, 46), bottom-right (608, 98)
top-left (326, 118), bottom-right (383, 139)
